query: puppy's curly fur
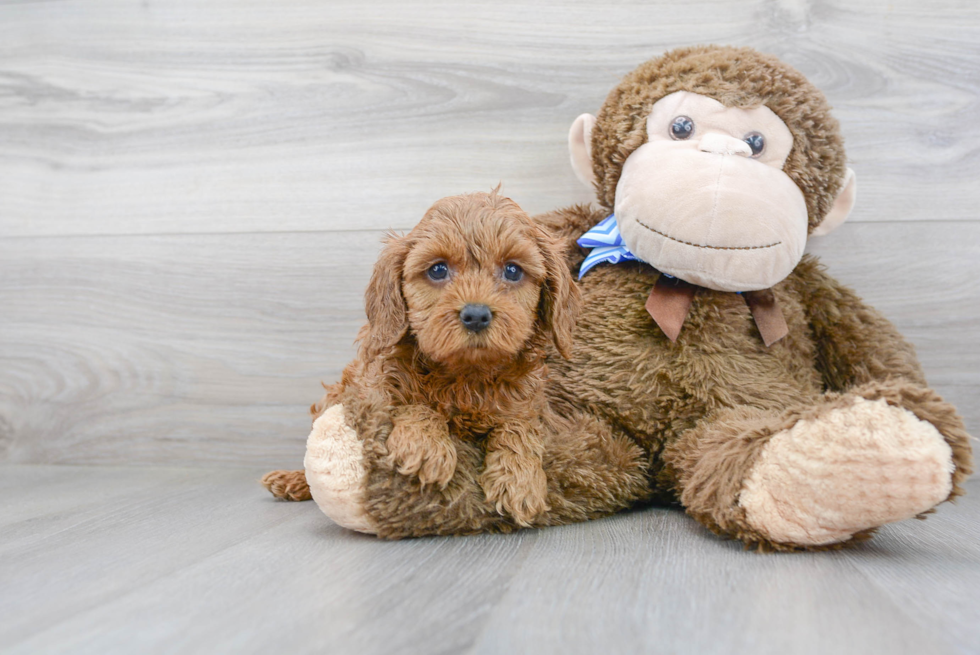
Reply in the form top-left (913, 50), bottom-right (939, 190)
top-left (263, 190), bottom-right (581, 525)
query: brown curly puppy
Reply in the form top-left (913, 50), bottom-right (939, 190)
top-left (264, 189), bottom-right (581, 525)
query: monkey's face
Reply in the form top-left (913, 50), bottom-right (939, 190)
top-left (613, 91), bottom-right (809, 292)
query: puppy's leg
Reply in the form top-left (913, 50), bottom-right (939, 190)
top-left (479, 420), bottom-right (549, 526)
top-left (261, 469), bottom-right (312, 501)
top-left (384, 405), bottom-right (458, 488)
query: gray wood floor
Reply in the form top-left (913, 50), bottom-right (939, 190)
top-left (2, 1), bottom-right (980, 653)
top-left (1, 466), bottom-right (978, 655)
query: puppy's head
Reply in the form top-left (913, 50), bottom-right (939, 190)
top-left (363, 190), bottom-right (580, 366)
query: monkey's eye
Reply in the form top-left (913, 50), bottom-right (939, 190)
top-left (427, 262), bottom-right (449, 281)
top-left (503, 263), bottom-right (524, 282)
top-left (744, 132), bottom-right (765, 157)
top-left (669, 116), bottom-right (694, 140)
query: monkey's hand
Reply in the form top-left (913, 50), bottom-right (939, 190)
top-left (383, 405), bottom-right (458, 489)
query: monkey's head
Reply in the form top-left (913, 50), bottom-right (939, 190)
top-left (569, 46), bottom-right (857, 292)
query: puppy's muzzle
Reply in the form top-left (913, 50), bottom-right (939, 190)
top-left (459, 304), bottom-right (492, 333)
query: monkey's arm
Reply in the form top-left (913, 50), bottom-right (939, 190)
top-left (795, 255), bottom-right (926, 390)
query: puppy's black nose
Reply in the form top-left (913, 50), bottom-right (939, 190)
top-left (460, 304), bottom-right (492, 333)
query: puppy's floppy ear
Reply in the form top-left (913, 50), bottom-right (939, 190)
top-left (534, 225), bottom-right (581, 359)
top-left (363, 233), bottom-right (410, 356)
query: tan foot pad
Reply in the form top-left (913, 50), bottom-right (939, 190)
top-left (740, 397), bottom-right (954, 546)
top-left (304, 404), bottom-right (377, 534)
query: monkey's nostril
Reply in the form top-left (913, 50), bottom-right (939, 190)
top-left (459, 304), bottom-right (492, 333)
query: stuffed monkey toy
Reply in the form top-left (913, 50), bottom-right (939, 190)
top-left (271, 45), bottom-right (973, 551)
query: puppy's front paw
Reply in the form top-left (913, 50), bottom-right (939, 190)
top-left (479, 451), bottom-right (549, 526)
top-left (384, 421), bottom-right (458, 488)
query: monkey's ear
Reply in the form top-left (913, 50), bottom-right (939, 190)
top-left (363, 235), bottom-right (410, 355)
top-left (568, 113), bottom-right (597, 190)
top-left (812, 168), bottom-right (857, 237)
top-left (535, 227), bottom-right (582, 359)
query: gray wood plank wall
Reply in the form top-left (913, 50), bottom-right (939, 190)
top-left (2, 0), bottom-right (978, 468)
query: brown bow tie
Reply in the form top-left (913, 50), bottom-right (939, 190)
top-left (645, 276), bottom-right (788, 347)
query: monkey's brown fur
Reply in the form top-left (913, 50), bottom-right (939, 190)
top-left (267, 46), bottom-right (972, 550)
top-left (264, 191), bottom-right (650, 530)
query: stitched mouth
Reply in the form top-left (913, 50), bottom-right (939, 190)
top-left (636, 219), bottom-right (781, 251)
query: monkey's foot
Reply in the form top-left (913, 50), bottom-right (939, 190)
top-left (304, 404), bottom-right (377, 534)
top-left (739, 397), bottom-right (954, 546)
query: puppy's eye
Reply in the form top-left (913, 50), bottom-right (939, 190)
top-left (503, 263), bottom-right (524, 282)
top-left (744, 132), bottom-right (765, 157)
top-left (670, 116), bottom-right (694, 140)
top-left (427, 262), bottom-right (449, 281)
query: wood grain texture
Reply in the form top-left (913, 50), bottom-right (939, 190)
top-left (1, 222), bottom-right (977, 466)
top-left (1, 0), bottom-right (979, 238)
top-left (1, 465), bottom-right (978, 654)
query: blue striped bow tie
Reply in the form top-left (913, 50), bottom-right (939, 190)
top-left (575, 214), bottom-right (642, 279)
